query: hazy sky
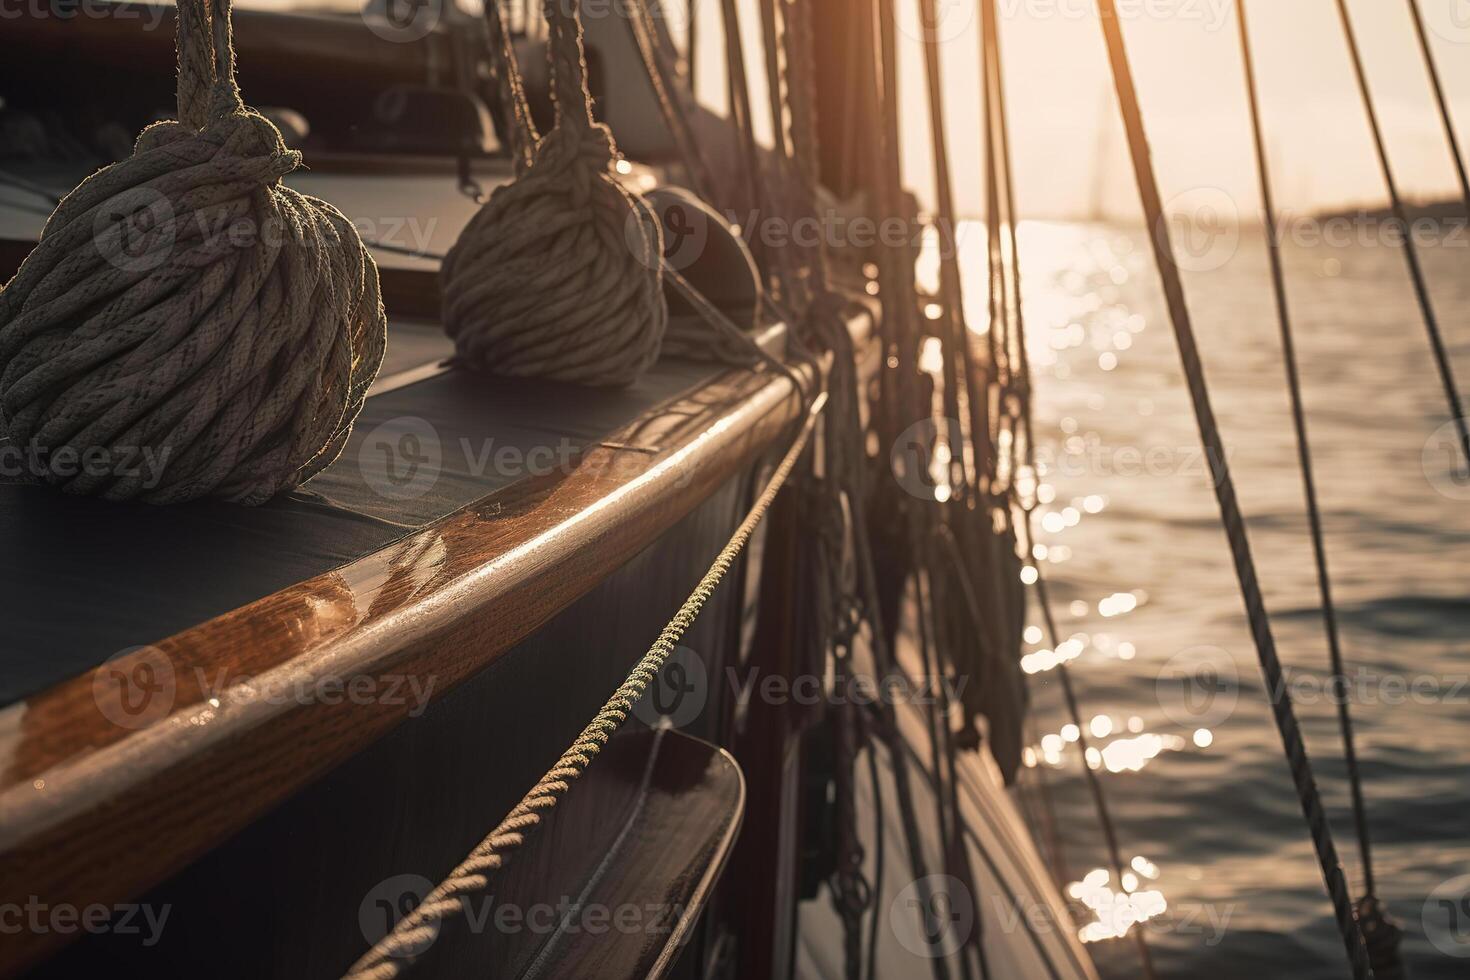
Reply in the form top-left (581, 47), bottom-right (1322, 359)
top-left (254, 0), bottom-right (1470, 219)
top-left (886, 0), bottom-right (1470, 218)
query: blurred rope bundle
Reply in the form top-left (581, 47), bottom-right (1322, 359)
top-left (0, 0), bottom-right (385, 505)
top-left (441, 0), bottom-right (667, 386)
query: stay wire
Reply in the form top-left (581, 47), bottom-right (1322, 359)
top-left (1332, 0), bottom-right (1470, 474)
top-left (1235, 0), bottom-right (1377, 900)
top-left (1096, 3), bottom-right (1372, 975)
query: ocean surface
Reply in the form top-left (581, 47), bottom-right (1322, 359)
top-left (980, 219), bottom-right (1470, 978)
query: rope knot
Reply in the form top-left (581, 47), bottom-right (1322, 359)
top-left (211, 109), bottom-right (301, 180)
top-left (0, 0), bottom-right (386, 504)
top-left (439, 0), bottom-right (667, 386)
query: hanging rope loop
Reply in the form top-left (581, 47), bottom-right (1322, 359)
top-left (0, 0), bottom-right (386, 505)
top-left (441, 0), bottom-right (667, 387)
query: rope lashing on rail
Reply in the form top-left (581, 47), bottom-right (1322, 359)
top-left (0, 0), bottom-right (385, 505)
top-left (440, 0), bottom-right (666, 386)
top-left (1097, 2), bottom-right (1373, 976)
top-left (343, 391), bottom-right (824, 980)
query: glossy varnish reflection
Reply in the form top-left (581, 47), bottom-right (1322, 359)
top-left (0, 353), bottom-right (817, 978)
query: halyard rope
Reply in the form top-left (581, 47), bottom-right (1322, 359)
top-left (343, 389), bottom-right (824, 980)
top-left (0, 0), bottom-right (385, 504)
top-left (440, 0), bottom-right (667, 386)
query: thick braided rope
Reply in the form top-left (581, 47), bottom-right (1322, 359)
top-left (0, 0), bottom-right (385, 505)
top-left (440, 0), bottom-right (666, 386)
top-left (343, 390), bottom-right (823, 980)
top-left (1097, 3), bottom-right (1371, 976)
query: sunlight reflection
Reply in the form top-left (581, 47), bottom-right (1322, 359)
top-left (1068, 867), bottom-right (1167, 944)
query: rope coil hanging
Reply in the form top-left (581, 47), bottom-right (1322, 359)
top-left (441, 0), bottom-right (667, 386)
top-left (0, 0), bottom-right (386, 505)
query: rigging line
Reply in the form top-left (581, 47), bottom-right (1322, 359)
top-left (718, 0), bottom-right (768, 235)
top-left (623, 0), bottom-right (714, 200)
top-left (1332, 0), bottom-right (1470, 474)
top-left (757, 0), bottom-right (789, 162)
top-left (982, 0), bottom-right (1032, 438)
top-left (1235, 0), bottom-right (1376, 900)
top-left (1015, 510), bottom-right (1158, 980)
top-left (344, 390), bottom-right (827, 980)
top-left (873, 0), bottom-right (925, 438)
top-left (911, 567), bottom-right (971, 980)
top-left (917, 0), bottom-right (981, 500)
top-left (1403, 0), bottom-right (1470, 220)
top-left (1095, 2), bottom-right (1372, 976)
top-left (973, 19), bottom-right (1089, 957)
top-left (849, 479), bottom-right (954, 980)
top-left (863, 721), bottom-right (886, 980)
top-left (915, 559), bottom-right (989, 980)
top-left (359, 236), bottom-right (801, 382)
top-left (893, 709), bottom-right (1071, 980)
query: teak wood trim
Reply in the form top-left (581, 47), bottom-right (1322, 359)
top-left (0, 352), bottom-right (822, 977)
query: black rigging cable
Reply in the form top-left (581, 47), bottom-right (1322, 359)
top-left (1236, 0), bottom-right (1378, 903)
top-left (1403, 0), bottom-right (1470, 219)
top-left (978, 3), bottom-right (1155, 974)
top-left (1095, 1), bottom-right (1373, 975)
top-left (1332, 0), bottom-right (1470, 474)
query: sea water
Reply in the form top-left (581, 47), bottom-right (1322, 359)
top-left (971, 219), bottom-right (1470, 978)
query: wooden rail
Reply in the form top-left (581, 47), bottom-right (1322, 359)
top-left (0, 348), bottom-right (824, 976)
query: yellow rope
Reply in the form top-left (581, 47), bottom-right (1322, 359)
top-left (344, 388), bottom-right (825, 980)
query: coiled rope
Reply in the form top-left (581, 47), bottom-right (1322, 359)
top-left (0, 0), bottom-right (386, 504)
top-left (441, 0), bottom-right (667, 386)
top-left (342, 389), bottom-right (823, 980)
top-left (1097, 2), bottom-right (1373, 975)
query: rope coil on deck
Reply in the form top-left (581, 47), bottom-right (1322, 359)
top-left (0, 0), bottom-right (385, 505)
top-left (441, 0), bottom-right (667, 386)
top-left (343, 389), bottom-right (822, 980)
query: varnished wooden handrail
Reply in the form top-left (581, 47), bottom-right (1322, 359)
top-left (0, 345), bottom-right (829, 976)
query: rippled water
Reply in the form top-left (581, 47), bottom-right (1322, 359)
top-left (989, 220), bottom-right (1470, 978)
